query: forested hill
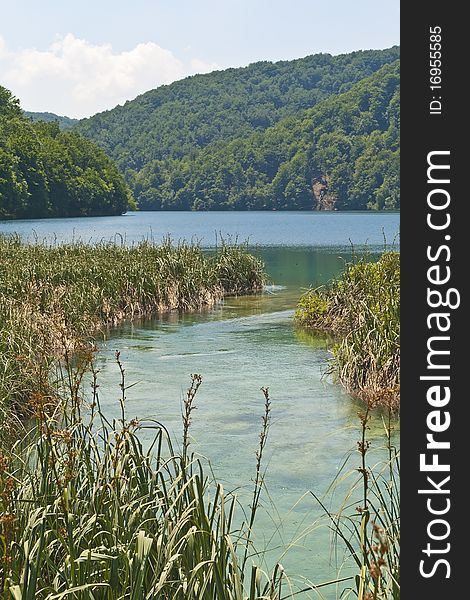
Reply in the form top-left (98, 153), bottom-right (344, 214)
top-left (2, 48), bottom-right (400, 217)
top-left (76, 47), bottom-right (399, 179)
top-left (25, 111), bottom-right (79, 130)
top-left (0, 86), bottom-right (134, 219)
top-left (133, 60), bottom-right (400, 211)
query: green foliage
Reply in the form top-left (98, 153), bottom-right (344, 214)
top-left (296, 293), bottom-right (329, 324)
top-left (75, 48), bottom-right (400, 210)
top-left (0, 88), bottom-right (22, 120)
top-left (0, 235), bottom-right (265, 416)
top-left (0, 88), bottom-right (134, 219)
top-left (314, 407), bottom-right (400, 600)
top-left (295, 252), bottom-right (400, 407)
top-left (0, 354), bottom-right (287, 599)
top-left (0, 236), bottom-right (399, 597)
top-left (127, 62), bottom-right (400, 211)
top-left (0, 333), bottom-right (397, 600)
top-left (25, 111), bottom-right (79, 130)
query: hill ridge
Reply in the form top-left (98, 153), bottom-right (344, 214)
top-left (134, 60), bottom-right (400, 211)
top-left (75, 46), bottom-right (399, 178)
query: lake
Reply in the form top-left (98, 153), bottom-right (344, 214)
top-left (0, 209), bottom-right (399, 248)
top-left (0, 210), bottom-right (400, 596)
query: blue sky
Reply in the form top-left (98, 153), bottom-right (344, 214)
top-left (0, 0), bottom-right (399, 118)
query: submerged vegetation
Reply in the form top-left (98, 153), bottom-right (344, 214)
top-left (0, 349), bottom-right (399, 599)
top-left (1, 30), bottom-right (400, 596)
top-left (0, 235), bottom-right (264, 418)
top-left (0, 352), bottom-right (289, 599)
top-left (295, 252), bottom-right (400, 409)
top-left (0, 234), bottom-right (400, 598)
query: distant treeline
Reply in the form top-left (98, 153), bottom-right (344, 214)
top-left (75, 47), bottom-right (400, 211)
top-left (3, 47), bottom-right (400, 218)
top-left (133, 62), bottom-right (399, 211)
top-left (0, 86), bottom-right (134, 219)
top-left (25, 111), bottom-right (79, 130)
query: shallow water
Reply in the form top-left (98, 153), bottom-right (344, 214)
top-left (94, 285), bottom-right (397, 592)
top-left (1, 211), bottom-right (400, 596)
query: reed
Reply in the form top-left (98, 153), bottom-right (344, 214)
top-left (295, 252), bottom-right (399, 409)
top-left (0, 347), bottom-right (400, 600)
top-left (0, 236), bottom-right (400, 598)
top-left (0, 352), bottom-right (288, 599)
top-left (312, 402), bottom-right (400, 600)
top-left (0, 234), bottom-right (265, 419)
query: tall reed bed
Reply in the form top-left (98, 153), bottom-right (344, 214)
top-left (0, 351), bottom-right (289, 599)
top-left (0, 234), bottom-right (265, 418)
top-left (0, 349), bottom-right (399, 599)
top-left (295, 252), bottom-right (399, 410)
top-left (0, 236), bottom-right (400, 598)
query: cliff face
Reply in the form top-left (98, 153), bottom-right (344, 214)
top-left (312, 175), bottom-right (336, 210)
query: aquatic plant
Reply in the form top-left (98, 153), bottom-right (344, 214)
top-left (295, 252), bottom-right (400, 409)
top-left (0, 347), bottom-right (400, 600)
top-left (0, 234), bottom-right (265, 419)
top-left (0, 235), bottom-right (400, 598)
top-left (312, 400), bottom-right (400, 600)
top-left (0, 351), bottom-right (291, 599)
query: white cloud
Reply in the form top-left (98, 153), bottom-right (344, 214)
top-left (190, 58), bottom-right (220, 74)
top-left (0, 34), bottom-right (221, 118)
top-left (0, 36), bottom-right (8, 60)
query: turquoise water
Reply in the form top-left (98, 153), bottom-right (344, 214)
top-left (1, 211), bottom-right (400, 596)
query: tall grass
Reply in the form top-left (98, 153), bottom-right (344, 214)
top-left (0, 350), bottom-right (399, 599)
top-left (0, 236), bottom-right (400, 598)
top-left (0, 234), bottom-right (265, 418)
top-left (0, 351), bottom-right (290, 599)
top-left (295, 252), bottom-right (399, 410)
top-left (312, 401), bottom-right (400, 600)
top-left (296, 249), bottom-right (400, 597)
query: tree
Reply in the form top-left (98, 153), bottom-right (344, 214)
top-left (0, 86), bottom-right (135, 219)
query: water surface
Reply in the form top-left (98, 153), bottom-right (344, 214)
top-left (1, 211), bottom-right (400, 596)
top-left (0, 210), bottom-right (399, 248)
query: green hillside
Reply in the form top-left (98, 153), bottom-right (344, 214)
top-left (3, 47), bottom-right (400, 216)
top-left (75, 47), bottom-right (399, 204)
top-left (25, 111), bottom-right (79, 130)
top-left (0, 87), bottom-right (134, 219)
top-left (134, 61), bottom-right (399, 211)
